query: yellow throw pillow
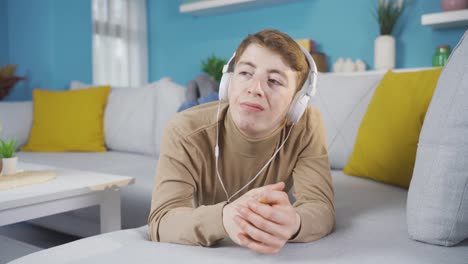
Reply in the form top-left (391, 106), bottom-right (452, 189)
top-left (22, 86), bottom-right (111, 152)
top-left (343, 68), bottom-right (442, 188)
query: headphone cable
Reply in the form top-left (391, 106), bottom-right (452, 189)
top-left (215, 100), bottom-right (295, 203)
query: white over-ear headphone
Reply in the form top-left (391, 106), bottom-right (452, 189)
top-left (218, 45), bottom-right (318, 124)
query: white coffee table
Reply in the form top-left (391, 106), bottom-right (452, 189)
top-left (0, 162), bottom-right (134, 234)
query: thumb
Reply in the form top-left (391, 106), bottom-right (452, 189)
top-left (267, 181), bottom-right (285, 191)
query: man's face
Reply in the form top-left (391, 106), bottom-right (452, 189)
top-left (228, 44), bottom-right (298, 139)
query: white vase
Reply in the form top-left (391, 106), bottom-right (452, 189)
top-left (374, 35), bottom-right (396, 70)
top-left (1, 156), bottom-right (18, 176)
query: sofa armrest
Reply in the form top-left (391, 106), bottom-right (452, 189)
top-left (0, 101), bottom-right (33, 149)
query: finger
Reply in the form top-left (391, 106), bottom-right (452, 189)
top-left (237, 233), bottom-right (281, 254)
top-left (255, 182), bottom-right (285, 194)
top-left (258, 190), bottom-right (289, 205)
top-left (234, 215), bottom-right (284, 248)
top-left (266, 182), bottom-right (285, 192)
top-left (236, 205), bottom-right (290, 240)
top-left (248, 182), bottom-right (286, 201)
top-left (247, 201), bottom-right (289, 225)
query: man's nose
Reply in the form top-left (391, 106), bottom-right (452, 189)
top-left (247, 77), bottom-right (264, 96)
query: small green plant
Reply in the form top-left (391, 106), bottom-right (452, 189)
top-left (0, 139), bottom-right (17, 158)
top-left (201, 55), bottom-right (227, 83)
top-left (376, 0), bottom-right (405, 35)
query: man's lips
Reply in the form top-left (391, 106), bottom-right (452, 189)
top-left (240, 102), bottom-right (265, 112)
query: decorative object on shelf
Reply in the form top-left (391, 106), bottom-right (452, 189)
top-left (0, 64), bottom-right (25, 101)
top-left (343, 58), bottom-right (356, 72)
top-left (355, 59), bottom-right (367, 72)
top-left (201, 55), bottom-right (227, 83)
top-left (333, 58), bottom-right (345, 72)
top-left (0, 138), bottom-right (18, 176)
top-left (295, 38), bottom-right (327, 72)
top-left (333, 57), bottom-right (367, 73)
top-left (432, 45), bottom-right (452, 66)
top-left (374, 0), bottom-right (405, 70)
top-left (441, 0), bottom-right (468, 11)
top-left (374, 35), bottom-right (396, 70)
top-left (295, 39), bottom-right (315, 53)
top-left (311, 51), bottom-right (328, 72)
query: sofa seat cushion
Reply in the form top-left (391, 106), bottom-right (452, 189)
top-left (10, 171), bottom-right (468, 264)
top-left (16, 151), bottom-right (157, 232)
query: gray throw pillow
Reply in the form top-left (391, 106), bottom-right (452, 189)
top-left (407, 30), bottom-right (468, 246)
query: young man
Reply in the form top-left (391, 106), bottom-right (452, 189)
top-left (148, 29), bottom-right (335, 254)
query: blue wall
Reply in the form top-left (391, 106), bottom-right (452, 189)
top-left (1, 0), bottom-right (466, 101)
top-left (0, 0), bottom-right (8, 66)
top-left (2, 0), bottom-right (92, 101)
top-left (148, 0), bottom-right (466, 86)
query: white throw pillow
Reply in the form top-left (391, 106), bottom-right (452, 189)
top-left (152, 78), bottom-right (186, 156)
top-left (0, 102), bottom-right (33, 149)
top-left (310, 72), bottom-right (384, 169)
top-left (104, 83), bottom-right (157, 156)
top-left (69, 80), bottom-right (91, 90)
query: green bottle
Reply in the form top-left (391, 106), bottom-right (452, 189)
top-left (432, 45), bottom-right (451, 67)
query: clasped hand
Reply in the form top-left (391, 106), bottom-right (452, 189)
top-left (222, 182), bottom-right (301, 254)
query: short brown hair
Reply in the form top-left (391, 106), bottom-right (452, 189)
top-left (234, 29), bottom-right (309, 92)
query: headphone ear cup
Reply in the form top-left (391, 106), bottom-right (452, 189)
top-left (218, 73), bottom-right (231, 101)
top-left (287, 92), bottom-right (310, 124)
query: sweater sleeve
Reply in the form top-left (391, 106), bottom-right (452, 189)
top-left (289, 111), bottom-right (335, 243)
top-left (148, 122), bottom-right (227, 246)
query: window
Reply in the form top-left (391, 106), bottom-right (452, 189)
top-left (92, 0), bottom-right (148, 87)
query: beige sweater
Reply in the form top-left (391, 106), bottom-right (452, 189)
top-left (148, 101), bottom-right (334, 246)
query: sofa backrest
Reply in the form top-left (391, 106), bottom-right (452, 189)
top-left (2, 68), bottom-right (435, 159)
top-left (311, 68), bottom-right (434, 169)
top-left (310, 72), bottom-right (384, 169)
top-left (151, 78), bottom-right (186, 156)
top-left (0, 78), bottom-right (185, 156)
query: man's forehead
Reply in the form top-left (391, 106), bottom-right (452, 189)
top-left (237, 60), bottom-right (296, 76)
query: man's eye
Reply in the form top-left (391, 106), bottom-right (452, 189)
top-left (268, 79), bottom-right (282, 86)
top-left (239, 71), bottom-right (252, 77)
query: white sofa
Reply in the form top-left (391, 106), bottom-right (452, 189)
top-left (0, 77), bottom-right (186, 237)
top-left (2, 68), bottom-right (468, 262)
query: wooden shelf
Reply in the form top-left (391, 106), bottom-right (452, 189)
top-left (421, 9), bottom-right (468, 29)
top-left (179, 0), bottom-right (298, 16)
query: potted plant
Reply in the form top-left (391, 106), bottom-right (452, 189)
top-left (0, 123), bottom-right (18, 175)
top-left (201, 55), bottom-right (227, 83)
top-left (0, 138), bottom-right (18, 175)
top-left (374, 0), bottom-right (405, 70)
top-left (0, 64), bottom-right (25, 101)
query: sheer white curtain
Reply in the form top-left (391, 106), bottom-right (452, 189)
top-left (92, 0), bottom-right (148, 87)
